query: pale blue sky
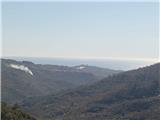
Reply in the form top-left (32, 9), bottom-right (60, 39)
top-left (2, 2), bottom-right (159, 61)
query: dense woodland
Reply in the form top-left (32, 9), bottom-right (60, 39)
top-left (1, 59), bottom-right (160, 120)
top-left (1, 59), bottom-right (120, 104)
top-left (1, 102), bottom-right (37, 120)
top-left (22, 63), bottom-right (160, 120)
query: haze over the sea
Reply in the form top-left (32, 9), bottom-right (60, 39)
top-left (3, 56), bottom-right (157, 70)
top-left (2, 1), bottom-right (159, 70)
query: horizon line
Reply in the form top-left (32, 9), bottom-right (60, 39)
top-left (2, 0), bottom-right (158, 2)
top-left (2, 55), bottom-right (159, 62)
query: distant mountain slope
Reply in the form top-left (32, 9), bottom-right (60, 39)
top-left (1, 59), bottom-right (120, 104)
top-left (1, 102), bottom-right (37, 120)
top-left (73, 64), bottom-right (122, 79)
top-left (22, 63), bottom-right (160, 120)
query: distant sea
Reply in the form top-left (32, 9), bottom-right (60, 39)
top-left (2, 57), bottom-right (157, 70)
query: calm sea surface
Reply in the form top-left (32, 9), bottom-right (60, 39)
top-left (3, 57), bottom-right (156, 70)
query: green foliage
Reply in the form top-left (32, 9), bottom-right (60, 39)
top-left (1, 102), bottom-right (37, 120)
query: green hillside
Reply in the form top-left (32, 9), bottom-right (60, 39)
top-left (1, 102), bottom-right (37, 120)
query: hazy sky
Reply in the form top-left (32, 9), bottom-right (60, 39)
top-left (2, 2), bottom-right (159, 61)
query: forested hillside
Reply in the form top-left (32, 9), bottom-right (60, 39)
top-left (1, 102), bottom-right (37, 120)
top-left (22, 63), bottom-right (160, 120)
top-left (1, 59), bottom-right (120, 104)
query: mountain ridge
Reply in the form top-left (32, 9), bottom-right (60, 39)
top-left (1, 58), bottom-right (121, 104)
top-left (21, 63), bottom-right (160, 120)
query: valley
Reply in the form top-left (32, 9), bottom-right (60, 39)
top-left (1, 59), bottom-right (159, 120)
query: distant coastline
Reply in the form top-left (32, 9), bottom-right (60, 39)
top-left (2, 56), bottom-right (157, 70)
